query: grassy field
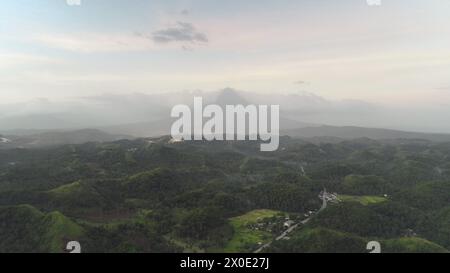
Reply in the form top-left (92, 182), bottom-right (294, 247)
top-left (223, 209), bottom-right (283, 253)
top-left (48, 181), bottom-right (83, 195)
top-left (41, 211), bottom-right (85, 252)
top-left (382, 237), bottom-right (449, 253)
top-left (339, 195), bottom-right (387, 206)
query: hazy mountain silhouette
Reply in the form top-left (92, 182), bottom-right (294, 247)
top-left (214, 88), bottom-right (250, 106)
top-left (4, 89), bottom-right (450, 142)
top-left (283, 126), bottom-right (450, 142)
top-left (0, 129), bottom-right (130, 149)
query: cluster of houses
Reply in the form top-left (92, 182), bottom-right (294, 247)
top-left (168, 138), bottom-right (184, 144)
top-left (248, 214), bottom-right (300, 235)
top-left (319, 191), bottom-right (340, 203)
top-left (0, 137), bottom-right (11, 143)
top-left (248, 217), bottom-right (281, 234)
top-left (303, 210), bottom-right (316, 218)
top-left (283, 217), bottom-right (295, 229)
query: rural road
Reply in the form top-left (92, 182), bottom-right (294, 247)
top-left (254, 189), bottom-right (328, 253)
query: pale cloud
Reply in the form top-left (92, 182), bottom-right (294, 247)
top-left (34, 33), bottom-right (156, 53)
top-left (152, 21), bottom-right (208, 44)
top-left (294, 81), bottom-right (310, 85)
top-left (0, 53), bottom-right (60, 69)
top-left (2, 1), bottom-right (450, 111)
top-left (32, 23), bottom-right (208, 53)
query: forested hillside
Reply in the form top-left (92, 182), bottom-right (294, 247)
top-left (0, 136), bottom-right (449, 253)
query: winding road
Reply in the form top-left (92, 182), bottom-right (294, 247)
top-left (228, 146), bottom-right (328, 253)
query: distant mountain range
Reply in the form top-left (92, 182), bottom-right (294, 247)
top-left (2, 124), bottom-right (450, 150)
top-left (0, 129), bottom-right (130, 149)
top-left (3, 89), bottom-right (450, 147)
top-left (99, 116), bottom-right (313, 138)
top-left (283, 126), bottom-right (450, 143)
top-left (99, 88), bottom-right (314, 137)
top-left (0, 88), bottom-right (364, 134)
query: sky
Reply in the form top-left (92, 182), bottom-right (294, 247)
top-left (1, 0), bottom-right (450, 132)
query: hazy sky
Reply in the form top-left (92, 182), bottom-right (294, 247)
top-left (1, 0), bottom-right (450, 130)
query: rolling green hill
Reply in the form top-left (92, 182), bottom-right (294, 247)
top-left (382, 237), bottom-right (448, 253)
top-left (0, 205), bottom-right (84, 253)
top-left (0, 136), bottom-right (449, 252)
top-left (268, 227), bottom-right (448, 253)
